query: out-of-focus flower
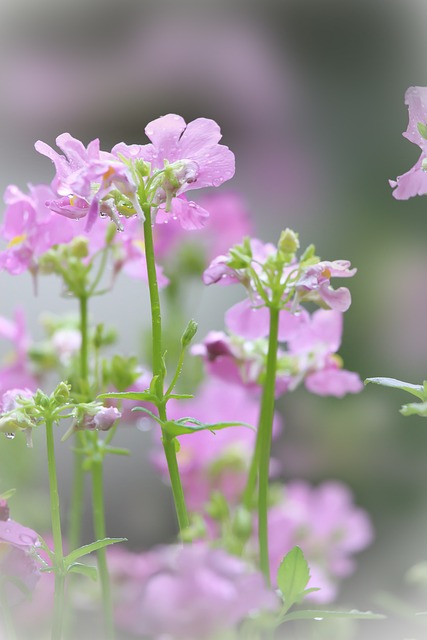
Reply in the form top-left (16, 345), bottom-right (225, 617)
top-left (0, 184), bottom-right (76, 275)
top-left (152, 377), bottom-right (282, 511)
top-left (294, 260), bottom-right (356, 312)
top-left (0, 309), bottom-right (37, 396)
top-left (114, 114), bottom-right (235, 229)
top-left (72, 403), bottom-right (121, 433)
top-left (194, 309), bottom-right (362, 399)
top-left (0, 500), bottom-right (41, 606)
top-left (390, 86), bottom-right (427, 199)
top-left (266, 481), bottom-right (374, 603)
top-left (109, 542), bottom-right (278, 639)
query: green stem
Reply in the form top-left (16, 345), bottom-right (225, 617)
top-left (257, 307), bottom-right (279, 585)
top-left (91, 455), bottom-right (115, 640)
top-left (165, 345), bottom-right (186, 397)
top-left (46, 416), bottom-right (66, 639)
top-left (142, 205), bottom-right (190, 532)
top-left (67, 295), bottom-right (90, 552)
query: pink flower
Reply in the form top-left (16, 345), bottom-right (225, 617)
top-left (0, 501), bottom-right (41, 606)
top-left (35, 133), bottom-right (141, 231)
top-left (152, 378), bottom-right (282, 511)
top-left (0, 309), bottom-right (38, 396)
top-left (109, 543), bottom-right (278, 639)
top-left (114, 114), bottom-right (235, 229)
top-left (294, 261), bottom-right (356, 312)
top-left (266, 481), bottom-right (374, 603)
top-left (0, 183), bottom-right (77, 275)
top-left (390, 86), bottom-right (427, 199)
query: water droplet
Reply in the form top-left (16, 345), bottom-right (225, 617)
top-left (188, 201), bottom-right (196, 208)
top-left (19, 534), bottom-right (35, 545)
top-left (213, 178), bottom-right (221, 187)
top-left (314, 617), bottom-right (324, 621)
top-left (146, 128), bottom-right (154, 136)
top-left (5, 433), bottom-right (15, 440)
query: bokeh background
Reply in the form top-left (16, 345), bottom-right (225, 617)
top-left (1, 1), bottom-right (427, 638)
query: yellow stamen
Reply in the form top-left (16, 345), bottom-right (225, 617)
top-left (7, 234), bottom-right (27, 248)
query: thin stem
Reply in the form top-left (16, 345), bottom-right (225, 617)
top-left (165, 345), bottom-right (186, 398)
top-left (91, 455), bottom-right (115, 640)
top-left (257, 306), bottom-right (279, 585)
top-left (142, 205), bottom-right (190, 532)
top-left (45, 416), bottom-right (65, 639)
top-left (79, 295), bottom-right (89, 386)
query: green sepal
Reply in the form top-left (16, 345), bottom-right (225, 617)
top-left (281, 609), bottom-right (385, 623)
top-left (0, 488), bottom-right (16, 501)
top-left (68, 562), bottom-right (98, 581)
top-left (277, 546), bottom-right (311, 609)
top-left (418, 122), bottom-right (427, 139)
top-left (64, 537), bottom-right (126, 565)
top-left (98, 390), bottom-right (158, 403)
top-left (365, 377), bottom-right (425, 400)
top-left (400, 402), bottom-right (427, 417)
top-left (149, 375), bottom-right (160, 396)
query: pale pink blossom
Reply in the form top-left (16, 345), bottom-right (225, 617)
top-left (109, 543), bottom-right (278, 639)
top-left (114, 114), bottom-right (235, 229)
top-left (390, 86), bottom-right (427, 199)
top-left (266, 481), bottom-right (374, 603)
top-left (0, 500), bottom-right (41, 606)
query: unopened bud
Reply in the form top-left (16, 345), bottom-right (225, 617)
top-left (70, 236), bottom-right (89, 258)
top-left (278, 228), bottom-right (299, 254)
top-left (53, 382), bottom-right (71, 404)
top-left (231, 506), bottom-right (253, 540)
top-left (181, 319), bottom-right (198, 348)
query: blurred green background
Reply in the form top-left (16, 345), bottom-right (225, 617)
top-left (1, 1), bottom-right (427, 638)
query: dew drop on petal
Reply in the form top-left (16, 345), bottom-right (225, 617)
top-left (19, 534), bottom-right (35, 545)
top-left (213, 178), bottom-right (221, 187)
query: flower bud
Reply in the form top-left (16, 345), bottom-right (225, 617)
top-left (278, 228), bottom-right (299, 254)
top-left (70, 236), bottom-right (89, 258)
top-left (231, 506), bottom-right (253, 540)
top-left (181, 319), bottom-right (198, 348)
top-left (52, 382), bottom-right (71, 404)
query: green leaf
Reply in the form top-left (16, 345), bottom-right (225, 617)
top-left (97, 391), bottom-right (157, 403)
top-left (365, 377), bottom-right (425, 400)
top-left (68, 562), bottom-right (98, 581)
top-left (281, 609), bottom-right (385, 622)
top-left (163, 420), bottom-right (253, 438)
top-left (277, 546), bottom-right (311, 608)
top-left (400, 402), bottom-right (427, 417)
top-left (167, 393), bottom-right (194, 400)
top-left (64, 537), bottom-right (126, 565)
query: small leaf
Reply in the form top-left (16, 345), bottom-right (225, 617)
top-left (163, 420), bottom-right (253, 438)
top-left (365, 377), bottom-right (425, 400)
top-left (400, 402), bottom-right (427, 417)
top-left (167, 393), bottom-right (194, 400)
top-left (281, 609), bottom-right (385, 623)
top-left (277, 546), bottom-right (311, 608)
top-left (97, 391), bottom-right (157, 403)
top-left (68, 562), bottom-right (98, 581)
top-left (64, 537), bottom-right (126, 565)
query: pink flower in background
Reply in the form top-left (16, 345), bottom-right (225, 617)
top-left (0, 309), bottom-right (38, 395)
top-left (153, 191), bottom-right (253, 267)
top-left (109, 543), bottom-right (278, 639)
top-left (288, 309), bottom-right (363, 397)
top-left (152, 377), bottom-right (282, 511)
top-left (0, 500), bottom-right (41, 606)
top-left (390, 86), bottom-right (427, 199)
top-left (114, 114), bottom-right (235, 229)
top-left (266, 481), bottom-right (374, 603)
top-left (0, 184), bottom-right (77, 275)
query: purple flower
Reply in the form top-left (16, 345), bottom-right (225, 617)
top-left (109, 543), bottom-right (278, 639)
top-left (0, 501), bottom-right (41, 606)
top-left (73, 404), bottom-right (121, 433)
top-left (152, 378), bottom-right (282, 511)
top-left (35, 133), bottom-right (141, 231)
top-left (390, 86), bottom-right (427, 199)
top-left (0, 309), bottom-right (38, 397)
top-left (114, 114), bottom-right (235, 229)
top-left (266, 481), bottom-right (374, 603)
